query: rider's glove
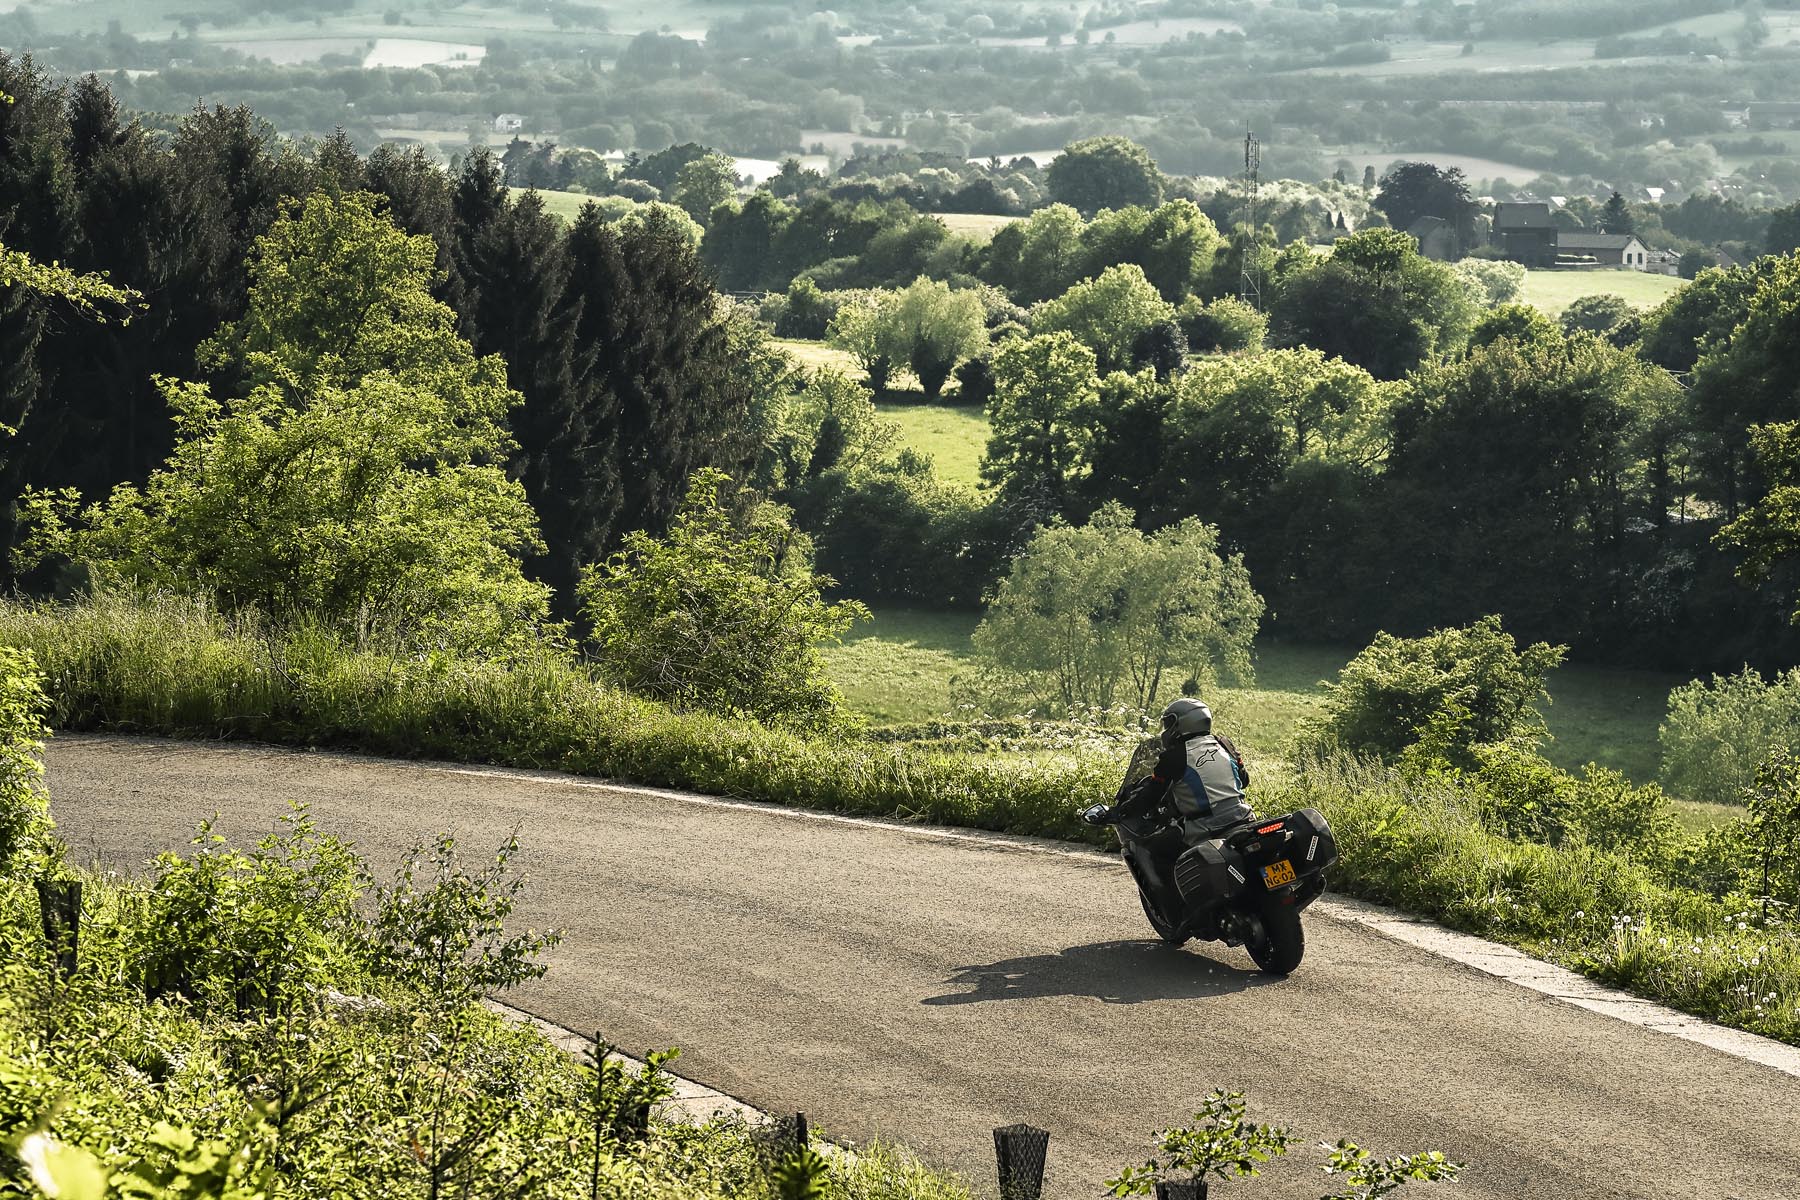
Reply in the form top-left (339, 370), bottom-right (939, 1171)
top-left (1080, 804), bottom-right (1114, 826)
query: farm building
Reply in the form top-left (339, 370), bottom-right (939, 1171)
top-left (1493, 202), bottom-right (1558, 266)
top-left (1556, 232), bottom-right (1651, 269)
top-left (493, 113), bottom-right (525, 133)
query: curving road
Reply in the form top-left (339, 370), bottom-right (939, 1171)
top-left (46, 736), bottom-right (1800, 1200)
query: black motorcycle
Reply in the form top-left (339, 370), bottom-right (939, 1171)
top-left (1084, 780), bottom-right (1339, 974)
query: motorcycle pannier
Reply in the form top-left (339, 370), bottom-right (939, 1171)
top-left (1173, 840), bottom-right (1249, 906)
top-left (1280, 807), bottom-right (1340, 874)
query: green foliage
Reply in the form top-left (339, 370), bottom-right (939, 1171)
top-left (981, 331), bottom-right (1101, 503)
top-left (827, 291), bottom-right (900, 391)
top-left (1451, 258), bottom-right (1525, 307)
top-left (967, 504), bottom-right (1263, 715)
top-left (1468, 303), bottom-right (1556, 348)
top-left (1743, 750), bottom-right (1800, 910)
top-left (580, 469), bottom-right (867, 731)
top-left (1660, 667), bottom-right (1800, 807)
top-left (1179, 295), bottom-right (1267, 354)
top-left (133, 806), bottom-right (363, 1013)
top-left (673, 151), bottom-right (739, 225)
top-left (1320, 1141), bottom-right (1464, 1200)
top-left (1270, 229), bottom-right (1477, 380)
top-left (1029, 264), bottom-right (1177, 373)
top-left (26, 191), bottom-right (552, 656)
top-left (1689, 255), bottom-right (1800, 515)
top-left (368, 832), bottom-right (560, 1011)
top-left (0, 646), bottom-right (49, 875)
top-left (1301, 616), bottom-right (1566, 765)
top-left (1046, 136), bottom-right (1164, 216)
top-left (1719, 420), bottom-right (1800, 611)
top-left (1559, 293), bottom-right (1635, 337)
top-left (880, 278), bottom-right (988, 399)
top-left (0, 243), bottom-right (139, 322)
top-left (1105, 1091), bottom-right (1295, 1196)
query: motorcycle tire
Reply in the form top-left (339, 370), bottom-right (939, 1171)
top-left (1248, 902), bottom-right (1305, 974)
top-left (1138, 885), bottom-right (1188, 946)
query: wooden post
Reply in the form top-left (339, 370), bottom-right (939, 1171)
top-left (1155, 1180), bottom-right (1207, 1200)
top-left (993, 1124), bottom-right (1050, 1200)
top-left (793, 1112), bottom-right (810, 1150)
top-left (35, 878), bottom-right (80, 981)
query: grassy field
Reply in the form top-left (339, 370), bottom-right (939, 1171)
top-left (825, 607), bottom-right (1725, 821)
top-left (937, 213), bottom-right (1020, 241)
top-left (875, 401), bottom-right (988, 488)
top-left (1519, 269), bottom-right (1686, 315)
top-left (508, 187), bottom-right (602, 223)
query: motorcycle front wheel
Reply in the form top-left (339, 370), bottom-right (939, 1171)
top-left (1247, 902), bottom-right (1305, 974)
top-left (1138, 885), bottom-right (1189, 946)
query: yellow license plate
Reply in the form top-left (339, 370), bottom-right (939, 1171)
top-left (1262, 860), bottom-right (1297, 888)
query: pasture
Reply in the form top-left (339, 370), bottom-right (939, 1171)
top-left (825, 607), bottom-right (1720, 822)
top-left (874, 401), bottom-right (989, 489)
top-left (937, 213), bottom-right (1020, 240)
top-left (1519, 269), bottom-right (1686, 315)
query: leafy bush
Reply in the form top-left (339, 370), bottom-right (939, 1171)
top-left (1300, 616), bottom-right (1566, 765)
top-left (133, 806), bottom-right (363, 1012)
top-left (1451, 258), bottom-right (1526, 307)
top-left (369, 832), bottom-right (561, 1011)
top-left (580, 470), bottom-right (867, 731)
top-left (0, 646), bottom-right (50, 875)
top-left (1660, 667), bottom-right (1800, 806)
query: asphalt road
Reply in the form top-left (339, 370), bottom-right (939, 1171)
top-left (45, 736), bottom-right (1800, 1200)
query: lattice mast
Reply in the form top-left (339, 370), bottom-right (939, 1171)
top-left (1238, 127), bottom-right (1263, 310)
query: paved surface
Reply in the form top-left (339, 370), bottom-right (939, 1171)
top-left (46, 736), bottom-right (1800, 1200)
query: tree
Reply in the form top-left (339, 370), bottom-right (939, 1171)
top-left (1299, 615), bottom-right (1566, 765)
top-left (1689, 254), bottom-right (1800, 517)
top-left (967, 504), bottom-right (1263, 714)
top-left (578, 469), bottom-right (865, 730)
top-left (671, 151), bottom-right (739, 226)
top-left (877, 277), bottom-right (988, 399)
top-left (1373, 162), bottom-right (1477, 254)
top-left (1559, 293), bottom-right (1635, 338)
top-left (1380, 328), bottom-right (1675, 645)
top-left (1718, 421), bottom-right (1800, 621)
top-left (1767, 201), bottom-right (1800, 257)
top-left (1451, 258), bottom-right (1525, 307)
top-left (1030, 264), bottom-right (1178, 373)
top-left (1269, 228), bottom-right (1476, 380)
top-left (1046, 137), bottom-right (1164, 216)
top-left (1599, 190), bottom-right (1637, 236)
top-left (982, 332), bottom-right (1102, 504)
top-left (981, 203), bottom-right (1086, 304)
top-left (27, 191), bottom-right (552, 654)
top-left (826, 290), bottom-right (901, 392)
top-left (1179, 296), bottom-right (1266, 354)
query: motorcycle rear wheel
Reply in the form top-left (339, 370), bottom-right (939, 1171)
top-left (1248, 902), bottom-right (1305, 974)
top-left (1138, 886), bottom-right (1189, 946)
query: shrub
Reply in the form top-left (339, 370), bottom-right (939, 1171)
top-left (133, 806), bottom-right (363, 1012)
top-left (1300, 616), bottom-right (1566, 765)
top-left (0, 646), bottom-right (50, 875)
top-left (579, 470), bottom-right (867, 731)
top-left (1452, 258), bottom-right (1526, 307)
top-left (1660, 667), bottom-right (1800, 806)
top-left (775, 277), bottom-right (839, 339)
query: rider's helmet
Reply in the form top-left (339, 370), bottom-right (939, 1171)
top-left (1159, 697), bottom-right (1212, 749)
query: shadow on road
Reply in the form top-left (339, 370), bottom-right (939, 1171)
top-left (921, 940), bottom-right (1273, 1006)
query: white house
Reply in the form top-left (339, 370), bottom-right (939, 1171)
top-left (1556, 232), bottom-right (1652, 270)
top-left (493, 113), bottom-right (525, 133)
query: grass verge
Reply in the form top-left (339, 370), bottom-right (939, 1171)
top-left (8, 592), bottom-right (1795, 1048)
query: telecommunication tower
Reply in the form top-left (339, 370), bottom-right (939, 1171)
top-left (1238, 127), bottom-right (1263, 310)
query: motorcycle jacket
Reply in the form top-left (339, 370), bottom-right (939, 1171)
top-left (1156, 732), bottom-right (1252, 837)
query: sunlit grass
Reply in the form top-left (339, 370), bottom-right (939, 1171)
top-left (1518, 269), bottom-right (1686, 316)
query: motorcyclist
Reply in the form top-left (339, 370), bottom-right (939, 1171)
top-left (1083, 698), bottom-right (1252, 840)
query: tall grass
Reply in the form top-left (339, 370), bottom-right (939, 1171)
top-left (5, 593), bottom-right (1116, 843)
top-left (9, 593), bottom-right (1796, 1046)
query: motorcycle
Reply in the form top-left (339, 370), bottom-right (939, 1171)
top-left (1083, 763), bottom-right (1339, 974)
